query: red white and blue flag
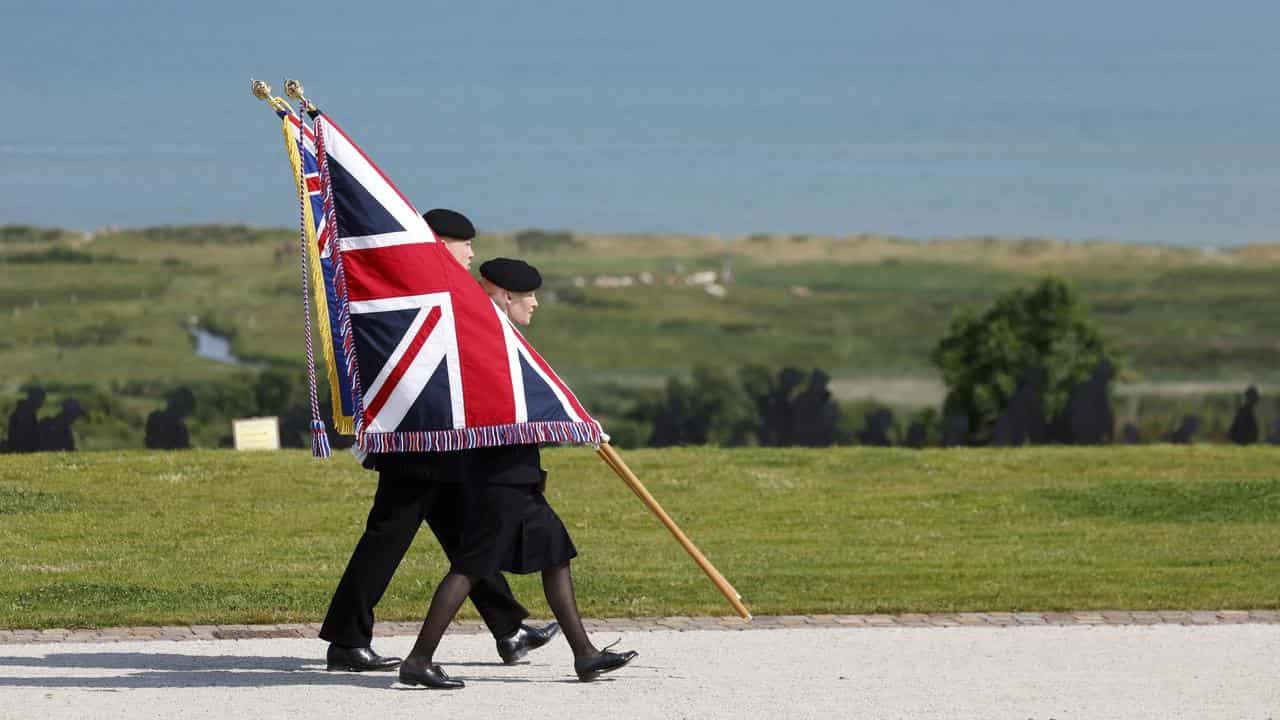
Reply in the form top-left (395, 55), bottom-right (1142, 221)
top-left (311, 113), bottom-right (602, 453)
top-left (279, 109), bottom-right (356, 433)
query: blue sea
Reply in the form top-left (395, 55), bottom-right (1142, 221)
top-left (3, 0), bottom-right (1280, 246)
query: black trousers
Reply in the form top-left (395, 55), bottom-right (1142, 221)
top-left (319, 464), bottom-right (529, 648)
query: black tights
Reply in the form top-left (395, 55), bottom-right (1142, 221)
top-left (407, 562), bottom-right (598, 664)
top-left (541, 562), bottom-right (597, 658)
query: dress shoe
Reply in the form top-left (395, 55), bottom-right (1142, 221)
top-left (399, 658), bottom-right (465, 689)
top-left (574, 648), bottom-right (638, 682)
top-left (496, 622), bottom-right (560, 664)
top-left (326, 644), bottom-right (402, 672)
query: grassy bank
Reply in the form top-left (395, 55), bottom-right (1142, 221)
top-left (1, 446), bottom-right (1278, 629)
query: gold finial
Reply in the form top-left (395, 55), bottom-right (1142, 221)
top-left (250, 79), bottom-right (272, 101)
top-left (284, 78), bottom-right (317, 115)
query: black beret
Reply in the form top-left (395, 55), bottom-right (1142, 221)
top-left (423, 208), bottom-right (475, 240)
top-left (480, 258), bottom-right (542, 292)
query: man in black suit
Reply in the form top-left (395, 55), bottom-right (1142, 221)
top-left (320, 209), bottom-right (557, 672)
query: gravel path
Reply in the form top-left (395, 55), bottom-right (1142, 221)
top-left (1, 624), bottom-right (1277, 719)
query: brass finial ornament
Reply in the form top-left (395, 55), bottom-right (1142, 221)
top-left (284, 78), bottom-right (317, 115)
top-left (250, 79), bottom-right (272, 101)
top-left (249, 78), bottom-right (292, 114)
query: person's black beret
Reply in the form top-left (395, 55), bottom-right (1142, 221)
top-left (480, 258), bottom-right (542, 292)
top-left (423, 208), bottom-right (475, 240)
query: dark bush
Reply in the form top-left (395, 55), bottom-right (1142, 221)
top-left (513, 229), bottom-right (577, 253)
top-left (930, 277), bottom-right (1112, 445)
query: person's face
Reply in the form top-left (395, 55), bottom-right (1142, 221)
top-left (505, 290), bottom-right (538, 326)
top-left (442, 237), bottom-right (474, 269)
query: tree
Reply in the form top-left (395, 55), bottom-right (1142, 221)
top-left (644, 366), bottom-right (755, 447)
top-left (930, 277), bottom-right (1112, 446)
top-left (740, 365), bottom-right (842, 446)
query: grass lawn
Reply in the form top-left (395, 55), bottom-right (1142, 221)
top-left (1, 446), bottom-right (1278, 629)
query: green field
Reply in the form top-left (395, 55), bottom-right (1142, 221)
top-left (3, 224), bottom-right (1279, 448)
top-left (2, 446), bottom-right (1278, 629)
top-left (5, 225), bottom-right (1279, 384)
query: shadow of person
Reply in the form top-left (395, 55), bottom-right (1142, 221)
top-left (0, 652), bottom-right (391, 690)
top-left (0, 652), bottom-right (596, 690)
top-left (0, 652), bottom-right (314, 671)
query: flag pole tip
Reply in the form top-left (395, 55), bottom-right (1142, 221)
top-left (284, 79), bottom-right (304, 101)
top-left (250, 79), bottom-right (271, 101)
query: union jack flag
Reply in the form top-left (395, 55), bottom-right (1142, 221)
top-left (312, 112), bottom-right (602, 452)
top-left (279, 109), bottom-right (355, 433)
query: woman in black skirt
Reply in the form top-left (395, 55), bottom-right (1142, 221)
top-left (397, 259), bottom-right (637, 689)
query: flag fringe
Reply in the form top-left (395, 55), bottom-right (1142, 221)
top-left (357, 421), bottom-right (603, 453)
top-left (330, 413), bottom-right (354, 435)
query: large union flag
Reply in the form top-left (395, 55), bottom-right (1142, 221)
top-left (312, 112), bottom-right (602, 453)
top-left (280, 109), bottom-right (355, 433)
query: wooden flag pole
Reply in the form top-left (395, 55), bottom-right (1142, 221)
top-left (595, 442), bottom-right (751, 620)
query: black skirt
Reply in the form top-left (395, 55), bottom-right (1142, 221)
top-left (452, 482), bottom-right (577, 576)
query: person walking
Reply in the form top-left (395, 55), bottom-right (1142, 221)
top-left (398, 258), bottom-right (637, 689)
top-left (320, 211), bottom-right (558, 673)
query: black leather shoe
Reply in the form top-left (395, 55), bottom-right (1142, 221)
top-left (399, 659), bottom-right (465, 689)
top-left (496, 622), bottom-right (560, 664)
top-left (574, 648), bottom-right (638, 682)
top-left (326, 644), bottom-right (402, 672)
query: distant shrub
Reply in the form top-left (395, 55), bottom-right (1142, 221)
top-left (53, 321), bottom-right (130, 348)
top-left (514, 229), bottom-right (577, 253)
top-left (626, 365), bottom-right (845, 447)
top-left (571, 382), bottom-right (658, 449)
top-left (116, 225), bottom-right (285, 245)
top-left (638, 366), bottom-right (756, 447)
top-left (0, 225), bottom-right (77, 244)
top-left (196, 311), bottom-right (240, 340)
top-left (3, 247), bottom-right (133, 264)
top-left (554, 287), bottom-right (628, 309)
